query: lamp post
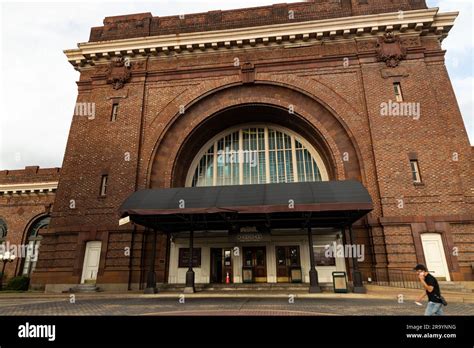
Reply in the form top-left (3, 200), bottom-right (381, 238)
top-left (0, 251), bottom-right (16, 291)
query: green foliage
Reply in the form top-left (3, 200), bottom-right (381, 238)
top-left (4, 276), bottom-right (30, 291)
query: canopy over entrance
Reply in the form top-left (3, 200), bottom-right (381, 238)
top-left (120, 180), bottom-right (373, 294)
top-left (119, 180), bottom-right (373, 231)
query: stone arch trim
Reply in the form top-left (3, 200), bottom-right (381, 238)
top-left (256, 74), bottom-right (371, 188)
top-left (16, 213), bottom-right (50, 277)
top-left (20, 213), bottom-right (50, 246)
top-left (148, 83), bottom-right (364, 189)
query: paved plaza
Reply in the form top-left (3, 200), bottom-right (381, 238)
top-left (0, 294), bottom-right (473, 316)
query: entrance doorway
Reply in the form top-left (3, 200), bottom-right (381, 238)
top-left (210, 248), bottom-right (233, 283)
top-left (80, 241), bottom-right (102, 284)
top-left (421, 233), bottom-right (451, 281)
top-left (243, 247), bottom-right (267, 283)
top-left (276, 246), bottom-right (301, 283)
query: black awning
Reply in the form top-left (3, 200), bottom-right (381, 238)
top-left (119, 181), bottom-right (373, 231)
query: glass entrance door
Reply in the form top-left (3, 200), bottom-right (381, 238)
top-left (210, 248), bottom-right (233, 283)
top-left (210, 248), bottom-right (223, 283)
top-left (276, 246), bottom-right (301, 282)
top-left (243, 247), bottom-right (267, 283)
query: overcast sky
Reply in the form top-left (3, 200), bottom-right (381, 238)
top-left (0, 0), bottom-right (472, 170)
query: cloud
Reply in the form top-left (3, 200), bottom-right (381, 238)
top-left (427, 0), bottom-right (474, 144)
top-left (451, 77), bottom-right (474, 142)
top-left (0, 0), bottom-right (472, 171)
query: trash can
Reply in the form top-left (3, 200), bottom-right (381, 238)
top-left (332, 271), bottom-right (348, 293)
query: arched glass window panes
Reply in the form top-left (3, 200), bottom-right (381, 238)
top-left (0, 219), bottom-right (7, 240)
top-left (187, 125), bottom-right (328, 187)
top-left (22, 216), bottom-right (50, 277)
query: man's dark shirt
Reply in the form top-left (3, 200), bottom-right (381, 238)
top-left (424, 273), bottom-right (442, 303)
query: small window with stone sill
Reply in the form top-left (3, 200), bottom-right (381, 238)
top-left (410, 160), bottom-right (422, 184)
top-left (111, 103), bottom-right (119, 122)
top-left (99, 175), bottom-right (108, 196)
top-left (394, 82), bottom-right (404, 102)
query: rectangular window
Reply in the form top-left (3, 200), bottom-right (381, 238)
top-left (410, 160), bottom-right (422, 183)
top-left (394, 82), bottom-right (403, 102)
top-left (100, 175), bottom-right (108, 196)
top-left (178, 248), bottom-right (201, 268)
top-left (111, 103), bottom-right (119, 122)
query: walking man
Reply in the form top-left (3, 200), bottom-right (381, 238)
top-left (414, 264), bottom-right (444, 316)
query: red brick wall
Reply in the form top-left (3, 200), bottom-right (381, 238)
top-left (0, 166), bottom-right (59, 281)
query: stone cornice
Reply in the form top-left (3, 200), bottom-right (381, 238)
top-left (0, 182), bottom-right (58, 195)
top-left (65, 8), bottom-right (457, 70)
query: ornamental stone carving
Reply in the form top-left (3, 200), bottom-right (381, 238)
top-left (106, 57), bottom-right (132, 89)
top-left (376, 32), bottom-right (407, 68)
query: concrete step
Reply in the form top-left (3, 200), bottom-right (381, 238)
top-left (439, 281), bottom-right (474, 293)
top-left (204, 287), bottom-right (312, 291)
top-left (159, 283), bottom-right (335, 292)
top-left (370, 281), bottom-right (474, 293)
top-left (69, 284), bottom-right (100, 293)
top-left (440, 285), bottom-right (471, 290)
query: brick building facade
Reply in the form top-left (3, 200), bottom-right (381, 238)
top-left (0, 166), bottom-right (59, 281)
top-left (3, 0), bottom-right (472, 292)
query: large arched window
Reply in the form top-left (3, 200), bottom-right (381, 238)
top-left (22, 216), bottom-right (50, 277)
top-left (0, 219), bottom-right (7, 240)
top-left (187, 124), bottom-right (329, 187)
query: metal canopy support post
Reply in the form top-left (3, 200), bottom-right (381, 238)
top-left (184, 220), bottom-right (195, 294)
top-left (307, 218), bottom-right (322, 293)
top-left (144, 228), bottom-right (158, 294)
top-left (348, 224), bottom-right (366, 294)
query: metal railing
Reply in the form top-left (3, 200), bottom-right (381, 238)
top-left (370, 268), bottom-right (422, 289)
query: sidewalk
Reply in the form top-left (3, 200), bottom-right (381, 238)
top-left (0, 285), bottom-right (473, 303)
